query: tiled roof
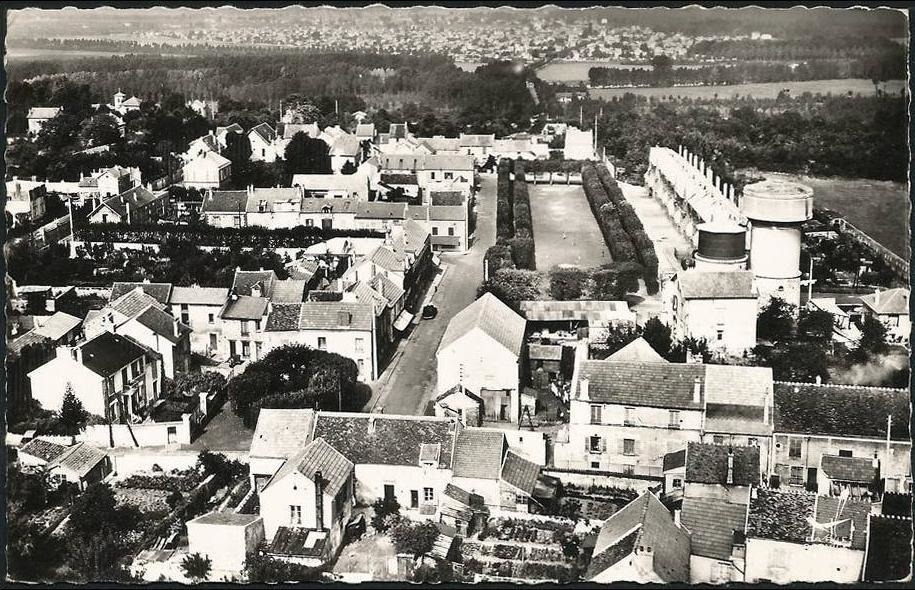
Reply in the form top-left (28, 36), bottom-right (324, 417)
top-left (249, 409), bottom-right (316, 459)
top-left (96, 186), bottom-right (164, 218)
top-left (7, 331), bottom-right (50, 356)
top-left (684, 442), bottom-right (760, 486)
top-left (419, 443), bottom-right (442, 465)
top-left (32, 312), bottom-right (82, 341)
top-left (264, 437), bottom-right (353, 497)
top-left (271, 279), bottom-right (306, 303)
top-left (249, 122), bottom-right (277, 143)
top-left (355, 123), bottom-right (375, 138)
top-left (589, 492), bottom-right (690, 582)
top-left (811, 495), bottom-right (869, 550)
top-left (221, 295), bottom-right (268, 320)
top-left (423, 154), bottom-right (475, 171)
top-left (662, 449), bottom-right (686, 472)
top-left (348, 282), bottom-right (387, 315)
top-left (704, 364), bottom-right (772, 406)
top-left (430, 191), bottom-right (465, 206)
top-left (501, 450), bottom-right (540, 495)
top-left (355, 202), bottom-right (407, 220)
top-left (18, 438), bottom-right (69, 463)
top-left (443, 483), bottom-right (485, 509)
top-left (773, 381), bottom-right (910, 441)
top-left (369, 246), bottom-right (405, 273)
top-left (452, 428), bottom-right (506, 480)
top-left (110, 288), bottom-right (168, 318)
top-left (330, 135), bottom-right (361, 156)
top-left (399, 219), bottom-right (430, 253)
top-left (881, 492), bottom-right (913, 517)
top-left (133, 305), bottom-right (187, 344)
top-left (677, 270), bottom-right (756, 299)
top-left (232, 270), bottom-right (277, 298)
top-left (429, 205), bottom-right (467, 221)
top-left (51, 443), bottom-right (108, 478)
top-left (282, 122), bottom-right (320, 140)
top-left (704, 403), bottom-right (772, 436)
top-left (201, 190), bottom-right (248, 214)
top-left (80, 332), bottom-right (148, 376)
top-left (820, 455), bottom-right (877, 483)
top-left (747, 488), bottom-right (815, 544)
top-left (860, 288), bottom-right (909, 316)
top-left (268, 527), bottom-right (328, 558)
top-left (292, 171), bottom-right (366, 194)
top-left (312, 413), bottom-right (458, 468)
top-left (863, 514), bottom-right (914, 582)
top-left (369, 273), bottom-right (405, 306)
top-left (298, 302), bottom-right (373, 331)
top-left (189, 511), bottom-right (262, 527)
top-left (607, 338), bottom-right (667, 363)
top-left (680, 497), bottom-right (747, 561)
top-left (459, 134), bottom-right (494, 148)
top-left (578, 360), bottom-right (705, 410)
top-left (111, 282), bottom-right (173, 304)
top-left (380, 173), bottom-right (418, 185)
top-left (168, 286), bottom-right (228, 306)
top-left (518, 299), bottom-right (632, 322)
top-left (244, 188), bottom-right (302, 213)
top-left (265, 303), bottom-right (302, 331)
top-left (438, 293), bottom-right (526, 357)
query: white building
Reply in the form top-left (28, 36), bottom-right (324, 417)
top-left (563, 126), bottom-right (595, 160)
top-left (186, 512), bottom-right (265, 579)
top-left (27, 107), bottom-right (62, 136)
top-left (183, 150), bottom-right (232, 189)
top-left (859, 288), bottom-right (910, 346)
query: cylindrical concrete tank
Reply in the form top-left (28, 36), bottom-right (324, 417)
top-left (741, 179), bottom-right (814, 308)
top-left (694, 221), bottom-right (748, 271)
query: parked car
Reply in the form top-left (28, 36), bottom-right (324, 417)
top-left (422, 304), bottom-right (438, 319)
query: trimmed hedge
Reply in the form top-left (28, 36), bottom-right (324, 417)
top-left (485, 242), bottom-right (515, 274)
top-left (78, 222), bottom-right (383, 249)
top-left (509, 237), bottom-right (536, 270)
top-left (496, 159), bottom-right (514, 239)
top-left (523, 159), bottom-right (588, 174)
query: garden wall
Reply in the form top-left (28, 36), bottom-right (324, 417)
top-left (79, 414), bottom-right (193, 448)
top-left (109, 450), bottom-right (249, 478)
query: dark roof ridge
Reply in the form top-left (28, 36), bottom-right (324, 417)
top-left (774, 380), bottom-right (907, 392)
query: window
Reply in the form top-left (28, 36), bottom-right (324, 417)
top-left (444, 172), bottom-right (453, 180)
top-left (355, 338), bottom-right (365, 354)
top-left (748, 437), bottom-right (758, 447)
top-left (423, 487), bottom-right (434, 502)
top-left (241, 341), bottom-right (250, 358)
top-left (261, 148), bottom-right (266, 157)
top-left (208, 313), bottom-right (215, 324)
top-left (102, 213), bottom-right (108, 223)
top-left (432, 226), bottom-right (438, 235)
top-left (430, 171), bottom-right (436, 180)
top-left (713, 435), bottom-right (725, 445)
top-left (121, 367), bottom-right (129, 387)
top-left (623, 439), bottom-right (636, 456)
top-left (357, 359), bottom-right (365, 375)
top-left (305, 218), bottom-right (314, 227)
top-left (669, 410), bottom-right (680, 429)
top-left (716, 329), bottom-right (724, 341)
top-left (241, 320), bottom-right (250, 336)
top-left (838, 450), bottom-right (853, 458)
top-left (180, 304), bottom-right (189, 324)
top-left (448, 227), bottom-right (454, 236)
top-left (789, 438), bottom-right (802, 459)
top-left (209, 333), bottom-right (218, 350)
top-left (789, 466), bottom-right (804, 486)
top-left (515, 494), bottom-right (526, 505)
top-left (254, 320), bottom-right (261, 332)
top-left (672, 478), bottom-right (683, 489)
top-left (589, 436), bottom-right (603, 454)
top-left (318, 337), bottom-right (327, 350)
top-left (591, 461), bottom-right (600, 470)
top-left (233, 216), bottom-right (241, 228)
top-left (624, 407), bottom-right (635, 425)
top-left (590, 405), bottom-right (602, 425)
top-left (289, 505), bottom-right (302, 525)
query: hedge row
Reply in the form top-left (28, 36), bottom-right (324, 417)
top-left (582, 163), bottom-right (641, 265)
top-left (485, 242), bottom-right (515, 274)
top-left (78, 222), bottom-right (384, 249)
top-left (523, 159), bottom-right (588, 174)
top-left (510, 162), bottom-right (536, 270)
top-left (496, 159), bottom-right (514, 240)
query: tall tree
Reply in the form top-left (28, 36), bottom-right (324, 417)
top-left (79, 114), bottom-right (122, 148)
top-left (283, 131), bottom-right (332, 175)
top-left (642, 317), bottom-right (673, 357)
top-left (60, 384), bottom-right (89, 435)
top-left (757, 297), bottom-right (796, 343)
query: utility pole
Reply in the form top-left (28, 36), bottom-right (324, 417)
top-left (67, 195), bottom-right (76, 258)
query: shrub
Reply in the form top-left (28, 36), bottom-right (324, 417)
top-left (479, 268), bottom-right (543, 305)
top-left (371, 496), bottom-right (401, 532)
top-left (484, 243), bottom-right (515, 274)
top-left (181, 552), bottom-right (212, 581)
top-left (550, 267), bottom-right (589, 300)
top-left (509, 236), bottom-right (536, 270)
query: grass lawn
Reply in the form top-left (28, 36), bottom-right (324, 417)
top-left (589, 78), bottom-right (905, 101)
top-left (528, 183), bottom-right (612, 270)
top-left (761, 171), bottom-right (909, 259)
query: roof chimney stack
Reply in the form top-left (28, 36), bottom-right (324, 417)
top-left (579, 378), bottom-right (589, 401)
top-left (314, 470), bottom-right (324, 530)
top-left (693, 376), bottom-right (701, 404)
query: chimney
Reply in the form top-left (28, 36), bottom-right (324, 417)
top-left (314, 470), bottom-right (324, 530)
top-left (173, 318), bottom-right (180, 338)
top-left (125, 200), bottom-right (131, 225)
top-left (693, 376), bottom-right (701, 404)
top-left (247, 184), bottom-right (255, 197)
top-left (579, 378), bottom-right (589, 401)
top-left (726, 450), bottom-right (734, 485)
top-left (674, 509), bottom-right (682, 528)
top-left (229, 287), bottom-right (238, 301)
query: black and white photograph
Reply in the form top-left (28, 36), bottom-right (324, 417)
top-left (3, 2), bottom-right (912, 585)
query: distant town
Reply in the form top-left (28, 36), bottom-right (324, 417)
top-left (4, 4), bottom-right (911, 587)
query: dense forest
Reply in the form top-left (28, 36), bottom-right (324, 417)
top-left (687, 36), bottom-right (906, 62)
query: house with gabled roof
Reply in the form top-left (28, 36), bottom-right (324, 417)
top-left (249, 408), bottom-right (317, 491)
top-left (27, 106), bottom-right (62, 135)
top-left (663, 442), bottom-right (761, 506)
top-left (259, 437), bottom-right (355, 565)
top-left (744, 488), bottom-right (869, 583)
top-left (817, 454), bottom-right (880, 500)
top-left (168, 285), bottom-right (230, 356)
top-left (771, 381), bottom-right (911, 494)
top-left (859, 287), bottom-right (910, 345)
top-left (249, 122), bottom-right (282, 162)
top-left (586, 491), bottom-right (691, 583)
top-left (680, 496), bottom-right (749, 583)
top-left (182, 149), bottom-right (231, 190)
top-left (436, 293), bottom-right (527, 423)
top-left (47, 442), bottom-right (112, 490)
top-left (88, 185), bottom-right (168, 225)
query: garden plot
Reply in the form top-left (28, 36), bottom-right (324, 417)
top-left (113, 469), bottom-right (205, 514)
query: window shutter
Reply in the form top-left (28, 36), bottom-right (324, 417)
top-left (601, 438), bottom-right (607, 452)
top-left (584, 436), bottom-right (590, 452)
top-left (618, 439), bottom-right (625, 454)
top-left (633, 439), bottom-right (638, 455)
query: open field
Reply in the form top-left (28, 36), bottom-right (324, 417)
top-left (5, 47), bottom-right (193, 61)
top-left (588, 78), bottom-right (905, 101)
top-left (760, 172), bottom-right (910, 259)
top-left (537, 60), bottom-right (713, 82)
top-left (528, 183), bottom-right (612, 270)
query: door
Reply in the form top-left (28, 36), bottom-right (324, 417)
top-left (322, 218), bottom-right (333, 230)
top-left (384, 484), bottom-right (395, 502)
top-left (167, 426), bottom-right (178, 444)
top-left (410, 490), bottom-right (419, 509)
top-left (209, 333), bottom-right (218, 352)
top-left (229, 340), bottom-right (236, 357)
top-left (806, 468), bottom-right (818, 493)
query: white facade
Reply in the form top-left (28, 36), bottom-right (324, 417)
top-left (183, 152), bottom-right (231, 189)
top-left (744, 538), bottom-right (863, 584)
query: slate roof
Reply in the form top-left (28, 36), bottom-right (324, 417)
top-left (264, 437), bottom-right (353, 497)
top-left (684, 443), bottom-right (760, 486)
top-left (111, 282), bottom-right (173, 304)
top-left (459, 134), bottom-right (495, 148)
top-left (704, 364), bottom-right (772, 406)
top-left (244, 188), bottom-right (302, 213)
top-left (18, 438), bottom-right (69, 463)
top-left (312, 413), bottom-right (458, 468)
top-left (355, 202), bottom-right (407, 220)
top-left (438, 293), bottom-right (526, 357)
top-left (443, 483), bottom-right (485, 509)
top-left (355, 123), bottom-right (375, 138)
top-left (747, 489), bottom-right (815, 544)
top-left (249, 122), bottom-right (277, 143)
top-left (863, 514), bottom-right (914, 582)
top-left (80, 332), bottom-right (148, 376)
top-left (221, 295), bottom-right (268, 320)
top-left (380, 173), bottom-right (419, 185)
top-left (680, 497), bottom-right (748, 560)
top-left (51, 443), bottom-right (108, 478)
top-left (608, 338), bottom-right (667, 363)
top-left (168, 286), bottom-right (228, 306)
top-left (811, 495), bottom-right (870, 550)
top-left (96, 186), bottom-right (163, 218)
top-left (32, 312), bottom-right (82, 341)
top-left (189, 511), bottom-right (262, 527)
top-left (662, 449), bottom-right (686, 472)
top-left (268, 527), bottom-right (328, 558)
top-left (588, 492), bottom-right (690, 582)
top-left (860, 288), bottom-right (909, 316)
top-left (201, 190), bottom-right (248, 214)
top-left (578, 360), bottom-right (705, 410)
top-left (704, 403), bottom-right (772, 436)
top-left (501, 450), bottom-right (540, 495)
top-left (677, 270), bottom-right (756, 299)
top-left (881, 492), bottom-right (913, 517)
top-left (271, 279), bottom-right (307, 303)
top-left (330, 135), bottom-right (361, 157)
top-left (430, 191), bottom-right (465, 206)
top-left (249, 409), bottom-right (316, 459)
top-left (133, 305), bottom-right (187, 343)
top-left (451, 428), bottom-right (506, 480)
top-left (518, 299), bottom-right (633, 323)
top-left (110, 288), bottom-right (168, 318)
top-left (369, 246), bottom-right (404, 273)
top-left (232, 270), bottom-right (277, 298)
top-left (773, 382), bottom-right (910, 441)
top-left (820, 455), bottom-right (877, 483)
top-left (8, 331), bottom-right (50, 356)
top-left (369, 273), bottom-right (405, 306)
top-left (298, 302), bottom-right (373, 331)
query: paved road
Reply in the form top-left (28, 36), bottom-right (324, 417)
top-left (366, 174), bottom-right (497, 415)
top-left (528, 183), bottom-right (612, 269)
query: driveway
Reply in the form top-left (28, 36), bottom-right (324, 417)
top-left (366, 174), bottom-right (497, 415)
top-left (528, 183), bottom-right (612, 269)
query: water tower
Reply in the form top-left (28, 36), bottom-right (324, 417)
top-left (740, 179), bottom-right (814, 310)
top-left (693, 221), bottom-right (748, 272)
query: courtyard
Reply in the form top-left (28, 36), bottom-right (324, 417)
top-left (528, 183), bottom-right (612, 270)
